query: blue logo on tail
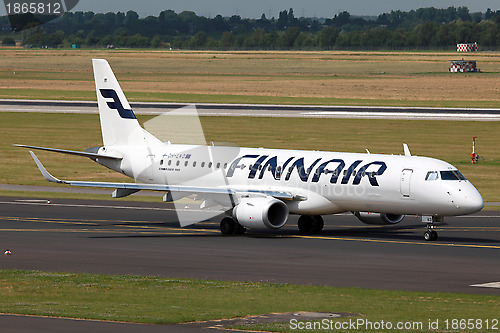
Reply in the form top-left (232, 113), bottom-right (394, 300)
top-left (99, 89), bottom-right (136, 119)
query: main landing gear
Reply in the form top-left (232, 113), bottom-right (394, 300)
top-left (298, 215), bottom-right (324, 235)
top-left (220, 217), bottom-right (246, 236)
top-left (422, 216), bottom-right (443, 241)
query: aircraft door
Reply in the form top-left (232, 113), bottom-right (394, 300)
top-left (400, 169), bottom-right (413, 197)
top-left (146, 154), bottom-right (155, 181)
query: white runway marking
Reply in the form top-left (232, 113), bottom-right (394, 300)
top-left (301, 111), bottom-right (500, 120)
top-left (14, 199), bottom-right (50, 203)
top-left (470, 282), bottom-right (500, 288)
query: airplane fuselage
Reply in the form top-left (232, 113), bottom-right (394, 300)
top-left (99, 144), bottom-right (484, 217)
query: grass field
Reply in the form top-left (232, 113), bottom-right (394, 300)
top-left (1, 49), bottom-right (499, 331)
top-left (2, 112), bottom-right (499, 201)
top-left (1, 49), bottom-right (500, 107)
top-left (0, 269), bottom-right (499, 331)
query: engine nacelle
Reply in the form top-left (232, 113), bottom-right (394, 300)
top-left (354, 212), bottom-right (405, 225)
top-left (233, 197), bottom-right (289, 230)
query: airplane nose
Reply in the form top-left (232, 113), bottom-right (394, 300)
top-left (457, 188), bottom-right (484, 214)
top-left (470, 192), bottom-right (484, 212)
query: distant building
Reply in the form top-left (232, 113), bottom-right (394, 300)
top-left (72, 44), bottom-right (81, 49)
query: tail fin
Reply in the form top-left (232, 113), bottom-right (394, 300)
top-left (92, 59), bottom-right (160, 146)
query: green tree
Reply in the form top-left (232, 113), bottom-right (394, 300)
top-left (219, 32), bottom-right (234, 48)
top-left (2, 37), bottom-right (16, 46)
top-left (278, 27), bottom-right (300, 48)
top-left (244, 29), bottom-right (266, 48)
top-left (294, 32), bottom-right (316, 49)
top-left (151, 35), bottom-right (163, 48)
top-left (187, 31), bottom-right (207, 48)
top-left (43, 30), bottom-right (64, 47)
top-left (85, 31), bottom-right (99, 46)
top-left (414, 22), bottom-right (439, 46)
top-left (319, 26), bottom-right (338, 48)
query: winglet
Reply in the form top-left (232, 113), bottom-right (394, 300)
top-left (29, 151), bottom-right (64, 184)
top-left (403, 143), bottom-right (411, 156)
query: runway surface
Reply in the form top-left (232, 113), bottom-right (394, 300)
top-left (1, 195), bottom-right (499, 332)
top-left (1, 99), bottom-right (500, 120)
top-left (1, 195), bottom-right (499, 295)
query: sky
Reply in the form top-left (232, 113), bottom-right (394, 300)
top-left (2, 0), bottom-right (500, 18)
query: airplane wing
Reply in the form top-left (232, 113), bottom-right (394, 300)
top-left (28, 151), bottom-right (299, 202)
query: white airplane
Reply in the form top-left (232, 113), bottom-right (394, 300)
top-left (16, 59), bottom-right (484, 241)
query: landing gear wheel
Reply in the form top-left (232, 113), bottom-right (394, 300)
top-left (311, 215), bottom-right (324, 234)
top-left (220, 217), bottom-right (236, 235)
top-left (298, 215), bottom-right (324, 235)
top-left (422, 216), bottom-right (443, 241)
top-left (234, 222), bottom-right (246, 235)
top-left (423, 230), bottom-right (438, 241)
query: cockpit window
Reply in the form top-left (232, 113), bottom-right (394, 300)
top-left (425, 171), bottom-right (439, 181)
top-left (440, 170), bottom-right (467, 181)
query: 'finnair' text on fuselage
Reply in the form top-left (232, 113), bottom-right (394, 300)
top-left (226, 155), bottom-right (386, 186)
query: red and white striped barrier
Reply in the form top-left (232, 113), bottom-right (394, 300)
top-left (457, 43), bottom-right (478, 52)
top-left (449, 60), bottom-right (478, 72)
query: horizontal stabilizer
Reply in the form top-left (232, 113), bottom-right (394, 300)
top-left (14, 144), bottom-right (122, 160)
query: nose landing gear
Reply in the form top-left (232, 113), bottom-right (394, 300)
top-left (423, 227), bottom-right (438, 241)
top-left (422, 216), bottom-right (443, 241)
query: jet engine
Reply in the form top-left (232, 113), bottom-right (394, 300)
top-left (233, 196), bottom-right (289, 230)
top-left (354, 212), bottom-right (405, 225)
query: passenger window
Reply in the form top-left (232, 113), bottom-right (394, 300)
top-left (224, 163), bottom-right (228, 169)
top-left (425, 171), bottom-right (439, 181)
top-left (176, 161), bottom-right (180, 166)
top-left (168, 160), bottom-right (172, 166)
top-left (160, 160), bottom-right (163, 165)
top-left (217, 163), bottom-right (221, 168)
top-left (208, 162), bottom-right (212, 168)
top-left (201, 162), bottom-right (205, 167)
top-left (184, 161), bottom-right (188, 167)
top-left (193, 161), bottom-right (197, 167)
